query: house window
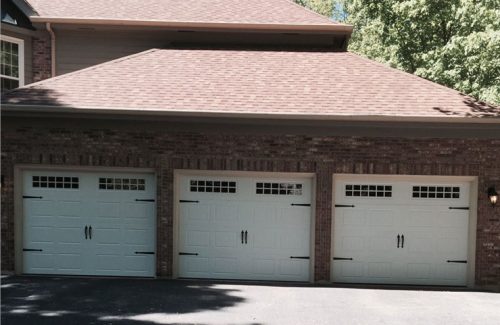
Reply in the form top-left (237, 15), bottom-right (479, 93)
top-left (1, 36), bottom-right (24, 93)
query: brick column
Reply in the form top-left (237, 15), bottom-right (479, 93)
top-left (32, 35), bottom-right (52, 82)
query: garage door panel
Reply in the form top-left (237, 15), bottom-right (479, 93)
top-left (180, 257), bottom-right (210, 275)
top-left (95, 254), bottom-right (122, 272)
top-left (437, 237), bottom-right (466, 254)
top-left (57, 253), bottom-right (85, 271)
top-left (338, 210), bottom-right (365, 226)
top-left (252, 258), bottom-right (275, 275)
top-left (25, 200), bottom-right (55, 216)
top-left (407, 236), bottom-right (435, 254)
top-left (367, 234), bottom-right (394, 252)
top-left (213, 205), bottom-right (240, 227)
top-left (367, 210), bottom-right (395, 226)
top-left (333, 261), bottom-right (364, 279)
top-left (333, 176), bottom-right (470, 286)
top-left (254, 206), bottom-right (276, 225)
top-left (123, 228), bottom-right (151, 245)
top-left (122, 202), bottom-right (154, 219)
top-left (279, 231), bottom-right (308, 250)
top-left (340, 236), bottom-right (364, 251)
top-left (436, 263), bottom-right (466, 281)
top-left (94, 228), bottom-right (121, 244)
top-left (214, 231), bottom-right (238, 248)
top-left (367, 262), bottom-right (392, 278)
top-left (406, 263), bottom-right (432, 279)
top-left (181, 205), bottom-right (210, 224)
top-left (213, 257), bottom-right (238, 274)
top-left (54, 227), bottom-right (85, 245)
top-left (277, 208), bottom-right (307, 227)
top-left (96, 201), bottom-right (120, 219)
top-left (185, 230), bottom-right (210, 247)
top-left (438, 212), bottom-right (468, 228)
top-left (253, 230), bottom-right (277, 249)
top-left (278, 260), bottom-right (305, 277)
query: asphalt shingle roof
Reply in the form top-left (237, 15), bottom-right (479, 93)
top-left (26, 0), bottom-right (341, 26)
top-left (3, 48), bottom-right (498, 119)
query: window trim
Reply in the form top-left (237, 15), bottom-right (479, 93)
top-left (1, 34), bottom-right (24, 88)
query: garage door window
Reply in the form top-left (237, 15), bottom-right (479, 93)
top-left (345, 184), bottom-right (392, 197)
top-left (32, 176), bottom-right (79, 189)
top-left (256, 182), bottom-right (302, 195)
top-left (412, 186), bottom-right (460, 199)
top-left (190, 180), bottom-right (236, 193)
top-left (99, 177), bottom-right (145, 190)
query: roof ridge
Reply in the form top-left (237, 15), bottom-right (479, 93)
top-left (3, 48), bottom-right (159, 94)
top-left (345, 52), bottom-right (498, 108)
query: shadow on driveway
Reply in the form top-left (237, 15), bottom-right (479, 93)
top-left (1, 275), bottom-right (245, 325)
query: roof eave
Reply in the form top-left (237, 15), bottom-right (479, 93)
top-left (28, 16), bottom-right (354, 34)
top-left (2, 104), bottom-right (499, 124)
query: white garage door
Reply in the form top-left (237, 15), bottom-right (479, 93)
top-left (22, 170), bottom-right (156, 277)
top-left (332, 176), bottom-right (470, 286)
top-left (177, 174), bottom-right (312, 281)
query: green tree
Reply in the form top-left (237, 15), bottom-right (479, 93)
top-left (296, 0), bottom-right (500, 105)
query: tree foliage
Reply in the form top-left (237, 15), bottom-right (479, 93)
top-left (295, 0), bottom-right (500, 104)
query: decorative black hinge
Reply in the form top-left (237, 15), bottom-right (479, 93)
top-left (23, 196), bottom-right (43, 199)
top-left (135, 251), bottom-right (155, 255)
top-left (333, 257), bottom-right (353, 261)
top-left (449, 207), bottom-right (469, 210)
top-left (447, 260), bottom-right (467, 263)
top-left (179, 252), bottom-right (199, 256)
top-left (23, 248), bottom-right (43, 252)
top-left (135, 199), bottom-right (155, 202)
top-left (291, 203), bottom-right (311, 207)
top-left (179, 200), bottom-right (199, 203)
top-left (290, 256), bottom-right (310, 259)
top-left (335, 204), bottom-right (355, 208)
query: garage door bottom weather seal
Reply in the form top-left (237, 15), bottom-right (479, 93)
top-left (291, 203), bottom-right (311, 207)
top-left (335, 204), bottom-right (355, 208)
top-left (23, 248), bottom-right (43, 252)
top-left (333, 257), bottom-right (353, 261)
top-left (290, 256), bottom-right (310, 259)
top-left (448, 207), bottom-right (469, 210)
top-left (447, 260), bottom-right (467, 263)
top-left (135, 251), bottom-right (155, 255)
top-left (23, 195), bottom-right (43, 199)
top-left (179, 200), bottom-right (199, 203)
top-left (179, 252), bottom-right (199, 256)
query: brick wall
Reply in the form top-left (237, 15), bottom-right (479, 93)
top-left (32, 35), bottom-right (51, 82)
top-left (1, 121), bottom-right (499, 287)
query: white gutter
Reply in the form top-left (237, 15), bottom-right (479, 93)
top-left (45, 22), bottom-right (56, 77)
top-left (30, 17), bottom-right (353, 34)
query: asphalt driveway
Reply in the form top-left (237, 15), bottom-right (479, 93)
top-left (1, 275), bottom-right (499, 325)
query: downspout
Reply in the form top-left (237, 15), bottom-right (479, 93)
top-left (46, 22), bottom-right (56, 77)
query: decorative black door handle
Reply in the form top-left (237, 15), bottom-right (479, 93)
top-left (241, 230), bottom-right (244, 244)
top-left (89, 226), bottom-right (92, 239)
top-left (244, 231), bottom-right (248, 244)
top-left (401, 234), bottom-right (404, 248)
top-left (85, 226), bottom-right (88, 239)
top-left (397, 234), bottom-right (400, 248)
